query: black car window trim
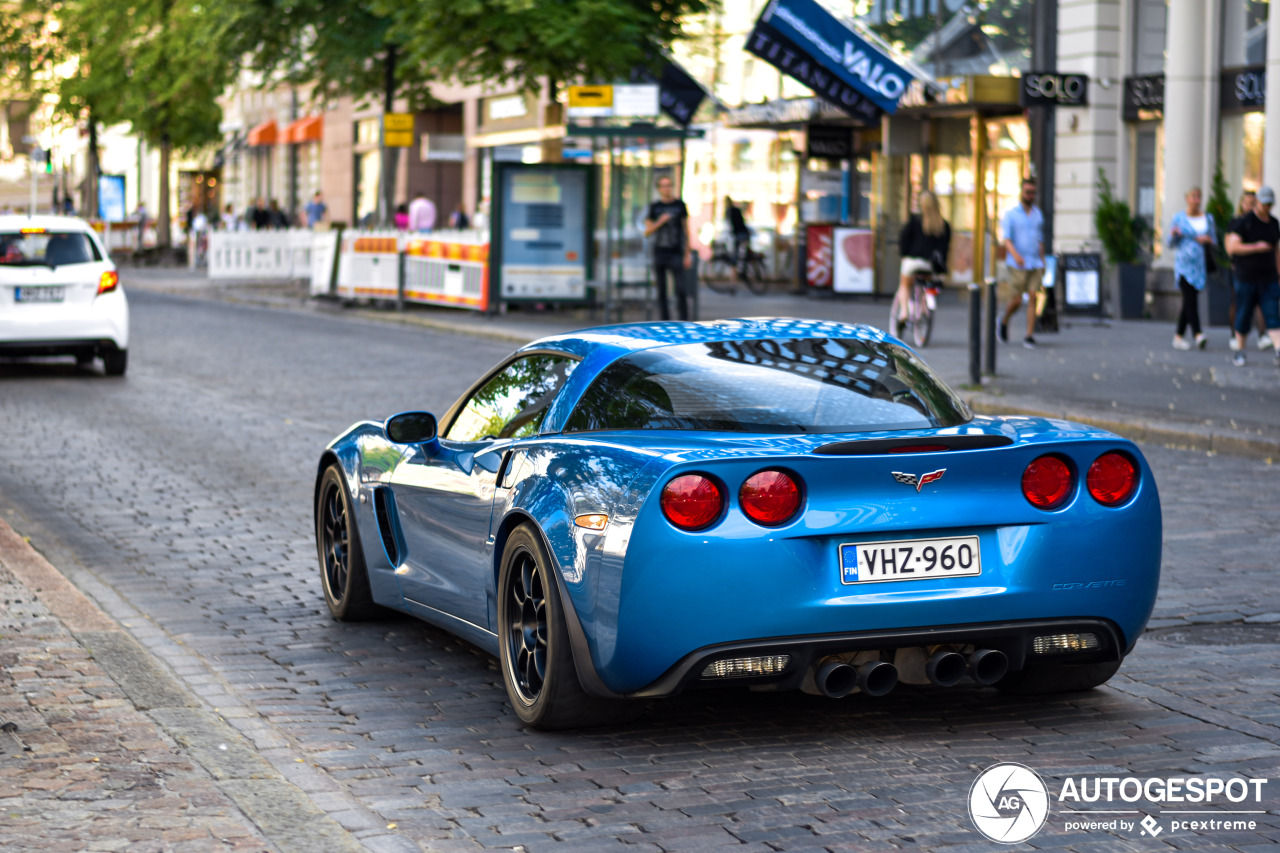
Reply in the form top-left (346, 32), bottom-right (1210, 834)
top-left (439, 349), bottom-right (583, 442)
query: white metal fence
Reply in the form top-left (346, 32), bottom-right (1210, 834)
top-left (207, 229), bottom-right (315, 280)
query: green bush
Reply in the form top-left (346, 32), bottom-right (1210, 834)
top-left (1205, 160), bottom-right (1234, 268)
top-left (1094, 169), bottom-right (1145, 265)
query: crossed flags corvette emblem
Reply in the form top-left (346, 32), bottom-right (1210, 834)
top-left (892, 469), bottom-right (946, 492)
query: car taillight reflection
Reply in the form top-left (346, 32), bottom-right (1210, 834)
top-left (1087, 452), bottom-right (1138, 506)
top-left (1022, 455), bottom-right (1073, 510)
top-left (739, 469), bottom-right (802, 526)
top-left (97, 270), bottom-right (119, 295)
top-left (661, 474), bottom-right (723, 530)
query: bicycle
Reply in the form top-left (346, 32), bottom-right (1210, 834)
top-left (889, 271), bottom-right (940, 348)
top-left (700, 239), bottom-right (768, 295)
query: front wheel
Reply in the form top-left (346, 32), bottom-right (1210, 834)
top-left (316, 465), bottom-right (379, 621)
top-left (743, 256), bottom-right (769, 294)
top-left (498, 524), bottom-right (639, 729)
top-left (911, 291), bottom-right (934, 348)
top-left (995, 660), bottom-right (1122, 695)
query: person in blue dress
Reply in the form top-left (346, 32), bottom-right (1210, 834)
top-left (1167, 187), bottom-right (1216, 350)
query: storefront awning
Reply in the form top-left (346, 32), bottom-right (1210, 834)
top-left (284, 115), bottom-right (323, 144)
top-left (747, 0), bottom-right (914, 123)
top-left (247, 120), bottom-right (278, 147)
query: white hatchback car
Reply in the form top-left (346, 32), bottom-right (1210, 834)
top-left (0, 215), bottom-right (128, 375)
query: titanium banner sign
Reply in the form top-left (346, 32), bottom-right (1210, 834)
top-left (749, 0), bottom-right (913, 117)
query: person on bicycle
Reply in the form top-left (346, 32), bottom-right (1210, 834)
top-left (725, 197), bottom-right (752, 279)
top-left (895, 190), bottom-right (950, 322)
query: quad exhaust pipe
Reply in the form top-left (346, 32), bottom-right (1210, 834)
top-left (815, 659), bottom-right (898, 698)
top-left (812, 648), bottom-right (1008, 697)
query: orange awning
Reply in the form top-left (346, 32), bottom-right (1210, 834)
top-left (247, 119), bottom-right (278, 147)
top-left (285, 115), bottom-right (323, 144)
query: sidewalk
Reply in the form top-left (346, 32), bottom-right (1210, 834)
top-left (0, 519), bottom-right (364, 853)
top-left (124, 269), bottom-right (1280, 459)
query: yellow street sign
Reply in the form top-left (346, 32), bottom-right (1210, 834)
top-left (383, 113), bottom-right (414, 132)
top-left (568, 85), bottom-right (613, 108)
top-left (384, 130), bottom-right (414, 148)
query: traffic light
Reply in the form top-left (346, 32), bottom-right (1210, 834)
top-left (44, 151), bottom-right (53, 174)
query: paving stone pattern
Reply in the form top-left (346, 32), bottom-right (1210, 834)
top-left (0, 289), bottom-right (1278, 851)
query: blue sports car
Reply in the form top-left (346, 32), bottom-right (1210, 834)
top-left (314, 318), bottom-right (1161, 729)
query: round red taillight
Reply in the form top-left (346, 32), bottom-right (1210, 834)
top-left (739, 470), bottom-right (802, 526)
top-left (661, 474), bottom-right (724, 530)
top-left (1022, 455), bottom-right (1073, 510)
top-left (1087, 452), bottom-right (1138, 506)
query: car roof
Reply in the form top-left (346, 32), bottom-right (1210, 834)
top-left (523, 317), bottom-right (890, 359)
top-left (0, 214), bottom-right (97, 233)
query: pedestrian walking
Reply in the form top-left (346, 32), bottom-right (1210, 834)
top-left (268, 199), bottom-right (289, 229)
top-left (1168, 186), bottom-right (1216, 350)
top-left (895, 189), bottom-right (951, 321)
top-left (725, 197), bottom-right (751, 279)
top-left (394, 203), bottom-right (409, 231)
top-left (305, 192), bottom-right (327, 228)
top-left (643, 175), bottom-right (693, 321)
top-left (220, 203), bottom-right (237, 231)
top-left (251, 197), bottom-right (271, 231)
top-left (999, 177), bottom-right (1046, 348)
top-left (1224, 185), bottom-right (1280, 366)
top-left (408, 191), bottom-right (436, 233)
top-left (1228, 190), bottom-right (1272, 351)
top-left (448, 202), bottom-right (470, 230)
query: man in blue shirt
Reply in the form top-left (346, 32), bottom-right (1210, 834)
top-left (305, 192), bottom-right (327, 228)
top-left (1000, 178), bottom-right (1046, 348)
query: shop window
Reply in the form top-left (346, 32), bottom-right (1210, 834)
top-left (1222, 0), bottom-right (1268, 67)
top-left (356, 119), bottom-right (380, 147)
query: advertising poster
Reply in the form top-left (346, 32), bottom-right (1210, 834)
top-left (832, 227), bottom-right (874, 293)
top-left (98, 174), bottom-right (126, 222)
top-left (805, 224), bottom-right (834, 289)
top-left (495, 164), bottom-right (590, 301)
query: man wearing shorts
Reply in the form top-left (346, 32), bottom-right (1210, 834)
top-left (1000, 178), bottom-right (1046, 348)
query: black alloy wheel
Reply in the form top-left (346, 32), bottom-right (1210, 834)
top-left (316, 465), bottom-right (378, 621)
top-left (497, 524), bottom-right (640, 729)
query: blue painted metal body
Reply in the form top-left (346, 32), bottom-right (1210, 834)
top-left (318, 319), bottom-right (1162, 696)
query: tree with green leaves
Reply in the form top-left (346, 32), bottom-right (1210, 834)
top-left (234, 0), bottom-right (712, 224)
top-left (2, 0), bottom-right (236, 244)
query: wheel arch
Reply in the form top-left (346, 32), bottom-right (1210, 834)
top-left (493, 511), bottom-right (625, 700)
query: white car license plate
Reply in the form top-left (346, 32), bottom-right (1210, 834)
top-left (15, 286), bottom-right (65, 303)
top-left (840, 535), bottom-right (981, 584)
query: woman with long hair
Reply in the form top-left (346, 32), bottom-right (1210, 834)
top-left (895, 190), bottom-right (951, 324)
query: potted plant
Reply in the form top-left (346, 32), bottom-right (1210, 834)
top-left (1094, 169), bottom-right (1148, 318)
top-left (1204, 160), bottom-right (1235, 327)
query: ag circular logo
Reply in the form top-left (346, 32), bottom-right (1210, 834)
top-left (969, 762), bottom-right (1050, 843)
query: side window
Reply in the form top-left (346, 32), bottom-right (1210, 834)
top-left (445, 354), bottom-right (576, 442)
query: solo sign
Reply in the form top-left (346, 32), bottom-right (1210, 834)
top-left (1020, 73), bottom-right (1089, 107)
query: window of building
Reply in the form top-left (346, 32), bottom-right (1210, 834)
top-left (1222, 0), bottom-right (1269, 67)
top-left (1133, 0), bottom-right (1168, 75)
top-left (861, 0), bottom-right (1032, 77)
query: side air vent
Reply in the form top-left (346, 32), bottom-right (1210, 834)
top-left (814, 435), bottom-right (1014, 455)
top-left (372, 487), bottom-right (402, 566)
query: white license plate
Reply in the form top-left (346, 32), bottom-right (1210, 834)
top-left (15, 286), bottom-right (65, 303)
top-left (840, 535), bottom-right (981, 584)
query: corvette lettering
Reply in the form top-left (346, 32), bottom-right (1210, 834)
top-left (892, 469), bottom-right (946, 492)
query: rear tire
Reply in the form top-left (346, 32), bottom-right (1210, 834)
top-left (316, 465), bottom-right (380, 621)
top-left (995, 660), bottom-right (1122, 695)
top-left (743, 256), bottom-right (768, 294)
top-left (103, 348), bottom-right (127, 376)
top-left (701, 254), bottom-right (735, 294)
top-left (498, 524), bottom-right (640, 729)
top-left (912, 296), bottom-right (934, 348)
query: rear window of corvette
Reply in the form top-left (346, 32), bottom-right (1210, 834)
top-left (0, 231), bottom-right (101, 267)
top-left (564, 337), bottom-right (972, 435)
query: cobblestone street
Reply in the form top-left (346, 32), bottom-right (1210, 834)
top-left (0, 288), bottom-right (1277, 851)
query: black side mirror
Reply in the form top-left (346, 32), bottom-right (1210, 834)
top-left (385, 411), bottom-right (438, 444)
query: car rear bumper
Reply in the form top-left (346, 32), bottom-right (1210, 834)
top-left (628, 617), bottom-right (1124, 698)
top-left (0, 290), bottom-right (128, 352)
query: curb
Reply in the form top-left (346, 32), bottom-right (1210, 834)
top-left (0, 519), bottom-right (367, 853)
top-left (124, 275), bottom-right (1280, 459)
top-left (966, 393), bottom-right (1280, 461)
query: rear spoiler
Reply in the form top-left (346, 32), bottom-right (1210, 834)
top-left (814, 435), bottom-right (1013, 456)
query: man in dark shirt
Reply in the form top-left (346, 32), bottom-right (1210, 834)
top-left (644, 176), bottom-right (692, 321)
top-left (1224, 185), bottom-right (1280, 367)
top-left (725, 197), bottom-right (751, 278)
